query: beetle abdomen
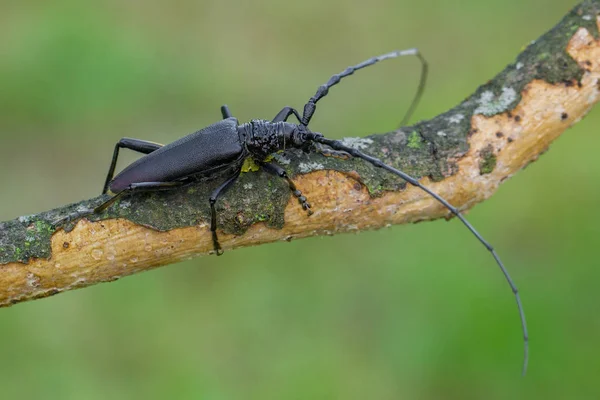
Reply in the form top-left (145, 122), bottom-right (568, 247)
top-left (109, 118), bottom-right (243, 192)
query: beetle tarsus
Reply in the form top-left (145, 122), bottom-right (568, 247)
top-left (52, 207), bottom-right (95, 228)
top-left (212, 231), bottom-right (224, 256)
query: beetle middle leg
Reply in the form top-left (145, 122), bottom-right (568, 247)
top-left (103, 138), bottom-right (164, 194)
top-left (259, 161), bottom-right (312, 216)
top-left (209, 171), bottom-right (241, 256)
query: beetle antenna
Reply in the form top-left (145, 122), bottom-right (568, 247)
top-left (300, 49), bottom-right (428, 128)
top-left (399, 51), bottom-right (428, 127)
top-left (310, 134), bottom-right (529, 376)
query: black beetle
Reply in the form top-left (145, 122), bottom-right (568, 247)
top-left (59, 49), bottom-right (528, 374)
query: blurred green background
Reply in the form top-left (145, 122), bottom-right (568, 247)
top-left (1, 0), bottom-right (598, 398)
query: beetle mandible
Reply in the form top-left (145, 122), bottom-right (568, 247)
top-left (58, 49), bottom-right (529, 374)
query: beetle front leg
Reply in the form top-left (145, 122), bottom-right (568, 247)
top-left (209, 171), bottom-right (241, 256)
top-left (272, 106), bottom-right (302, 123)
top-left (313, 142), bottom-right (351, 160)
top-left (259, 161), bottom-right (313, 215)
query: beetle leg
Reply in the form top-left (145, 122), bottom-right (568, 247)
top-left (272, 106), bottom-right (302, 123)
top-left (221, 105), bottom-right (233, 119)
top-left (313, 142), bottom-right (351, 160)
top-left (96, 181), bottom-right (186, 213)
top-left (259, 161), bottom-right (312, 216)
top-left (53, 180), bottom-right (185, 227)
top-left (209, 171), bottom-right (241, 256)
top-left (102, 138), bottom-right (164, 194)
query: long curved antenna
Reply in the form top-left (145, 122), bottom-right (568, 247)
top-left (310, 134), bottom-right (529, 376)
top-left (300, 49), bottom-right (428, 128)
top-left (399, 51), bottom-right (428, 127)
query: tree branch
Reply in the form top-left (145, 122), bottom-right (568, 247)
top-left (2, 0), bottom-right (600, 307)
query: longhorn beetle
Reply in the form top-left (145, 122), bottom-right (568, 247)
top-left (57, 49), bottom-right (528, 375)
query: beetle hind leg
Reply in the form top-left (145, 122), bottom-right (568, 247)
top-left (95, 181), bottom-right (185, 213)
top-left (103, 138), bottom-right (164, 194)
top-left (53, 181), bottom-right (185, 228)
top-left (52, 207), bottom-right (95, 227)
